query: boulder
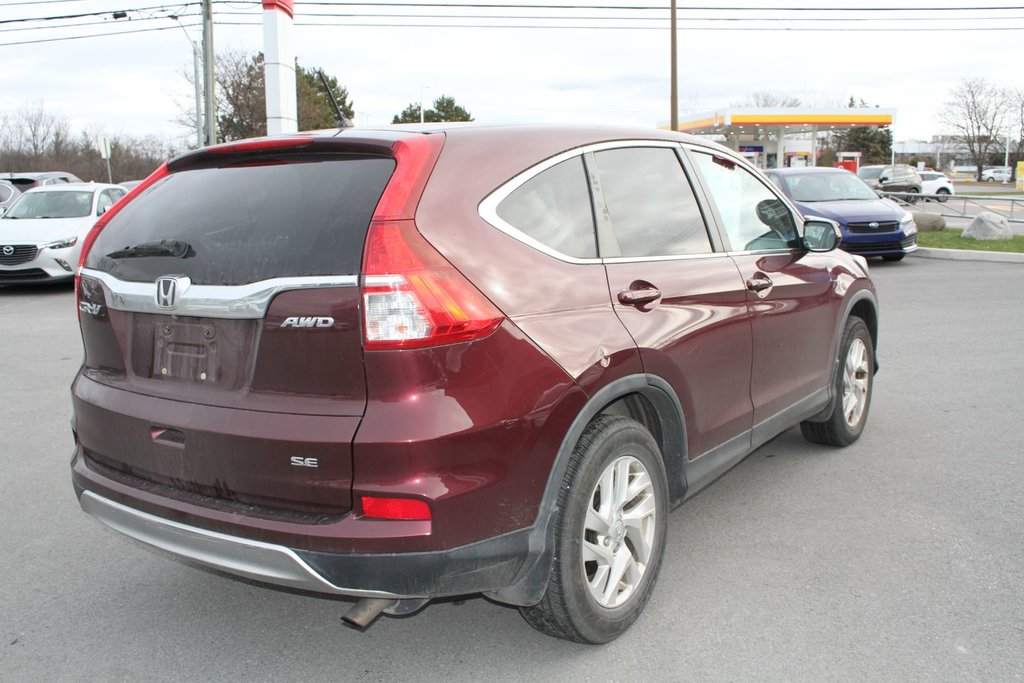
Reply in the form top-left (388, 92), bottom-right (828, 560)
top-left (963, 212), bottom-right (1012, 240)
top-left (911, 212), bottom-right (945, 232)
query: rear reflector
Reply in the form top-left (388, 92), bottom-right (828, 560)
top-left (361, 496), bottom-right (432, 521)
top-left (362, 221), bottom-right (503, 349)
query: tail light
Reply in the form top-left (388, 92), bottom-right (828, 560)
top-left (362, 222), bottom-right (503, 349)
top-left (361, 134), bottom-right (504, 350)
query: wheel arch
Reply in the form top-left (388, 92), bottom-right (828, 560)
top-left (806, 287), bottom-right (879, 423)
top-left (487, 373), bottom-right (688, 607)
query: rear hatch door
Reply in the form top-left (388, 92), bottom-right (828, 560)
top-left (75, 138), bottom-right (398, 515)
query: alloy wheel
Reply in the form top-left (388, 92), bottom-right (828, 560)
top-left (581, 455), bottom-right (657, 609)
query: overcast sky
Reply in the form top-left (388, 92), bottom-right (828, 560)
top-left (1, 0), bottom-right (1021, 148)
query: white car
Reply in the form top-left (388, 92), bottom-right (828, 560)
top-left (918, 171), bottom-right (955, 202)
top-left (981, 168), bottom-right (1012, 182)
top-left (0, 183), bottom-right (126, 285)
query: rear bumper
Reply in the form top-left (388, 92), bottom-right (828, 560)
top-left (77, 488), bottom-right (533, 599)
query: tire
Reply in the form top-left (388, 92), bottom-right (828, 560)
top-left (520, 415), bottom-right (668, 644)
top-left (800, 316), bottom-right (874, 447)
top-left (936, 188), bottom-right (950, 203)
top-left (882, 253), bottom-right (905, 262)
top-left (986, 177), bottom-right (995, 183)
top-left (905, 187), bottom-right (920, 204)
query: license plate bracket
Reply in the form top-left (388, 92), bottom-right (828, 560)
top-left (152, 321), bottom-right (219, 383)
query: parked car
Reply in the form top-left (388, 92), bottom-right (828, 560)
top-left (766, 167), bottom-right (917, 261)
top-left (1, 171), bottom-right (82, 191)
top-left (981, 167), bottom-right (1012, 182)
top-left (70, 126), bottom-right (878, 643)
top-left (857, 164), bottom-right (922, 199)
top-left (917, 171), bottom-right (954, 202)
top-left (0, 183), bottom-right (126, 285)
top-left (0, 180), bottom-right (20, 212)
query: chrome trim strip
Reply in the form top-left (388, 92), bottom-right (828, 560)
top-left (80, 268), bottom-right (358, 319)
top-left (364, 275), bottom-right (404, 287)
top-left (602, 252), bottom-right (730, 265)
top-left (79, 491), bottom-right (405, 599)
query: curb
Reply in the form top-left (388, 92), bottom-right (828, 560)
top-left (910, 247), bottom-right (1024, 264)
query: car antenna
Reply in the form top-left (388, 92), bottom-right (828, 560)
top-left (317, 70), bottom-right (353, 128)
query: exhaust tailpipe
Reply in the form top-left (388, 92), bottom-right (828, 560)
top-left (342, 598), bottom-right (396, 629)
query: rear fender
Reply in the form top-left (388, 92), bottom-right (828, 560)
top-left (486, 373), bottom-right (687, 606)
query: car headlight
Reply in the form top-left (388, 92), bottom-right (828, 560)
top-left (899, 212), bottom-right (917, 235)
top-left (45, 236), bottom-right (78, 250)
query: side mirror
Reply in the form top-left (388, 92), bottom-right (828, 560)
top-left (802, 219), bottom-right (840, 252)
top-left (879, 174), bottom-right (892, 183)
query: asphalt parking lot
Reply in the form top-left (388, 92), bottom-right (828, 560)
top-left (2, 257), bottom-right (1022, 681)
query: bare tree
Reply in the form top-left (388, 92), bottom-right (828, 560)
top-left (3, 102), bottom-right (70, 158)
top-left (939, 77), bottom-right (1009, 180)
top-left (736, 91), bottom-right (802, 108)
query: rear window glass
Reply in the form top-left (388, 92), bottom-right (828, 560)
top-left (495, 156), bottom-right (597, 259)
top-left (87, 156), bottom-right (394, 285)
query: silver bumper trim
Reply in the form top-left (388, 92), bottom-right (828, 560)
top-left (79, 491), bottom-right (401, 599)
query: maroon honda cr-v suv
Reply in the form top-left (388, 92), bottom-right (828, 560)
top-left (71, 125), bottom-right (878, 643)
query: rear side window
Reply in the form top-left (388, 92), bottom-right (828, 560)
top-left (495, 156), bottom-right (597, 259)
top-left (591, 147), bottom-right (711, 258)
top-left (87, 156), bottom-right (394, 285)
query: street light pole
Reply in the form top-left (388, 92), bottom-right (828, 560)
top-left (202, 0), bottom-right (217, 146)
top-left (420, 85), bottom-right (429, 124)
top-left (670, 0), bottom-right (677, 132)
top-left (1004, 116), bottom-right (1011, 185)
top-left (169, 16), bottom-right (203, 148)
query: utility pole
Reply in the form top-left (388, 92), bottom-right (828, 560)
top-left (202, 0), bottom-right (217, 146)
top-left (192, 43), bottom-right (203, 148)
top-left (670, 0), bottom-right (677, 132)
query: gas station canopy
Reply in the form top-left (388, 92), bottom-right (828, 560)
top-left (660, 107), bottom-right (896, 168)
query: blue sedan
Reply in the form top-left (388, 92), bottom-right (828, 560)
top-left (765, 167), bottom-right (917, 262)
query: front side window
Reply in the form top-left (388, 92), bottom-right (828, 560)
top-left (495, 156), bottom-right (597, 259)
top-left (591, 147), bottom-right (711, 258)
top-left (692, 152), bottom-right (797, 252)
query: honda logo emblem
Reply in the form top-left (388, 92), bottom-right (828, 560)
top-left (155, 276), bottom-right (190, 309)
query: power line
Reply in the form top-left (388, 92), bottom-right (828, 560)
top-left (0, 12), bottom-right (200, 33)
top-left (0, 21), bottom-right (198, 45)
top-left (212, 7), bottom-right (1024, 21)
top-left (293, 1), bottom-right (1024, 10)
top-left (0, 0), bottom-right (93, 5)
top-left (0, 3), bottom-right (197, 26)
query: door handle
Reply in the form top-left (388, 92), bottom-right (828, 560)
top-left (745, 276), bottom-right (773, 293)
top-left (617, 287), bottom-right (662, 307)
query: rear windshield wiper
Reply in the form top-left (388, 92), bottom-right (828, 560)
top-left (105, 239), bottom-right (195, 259)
